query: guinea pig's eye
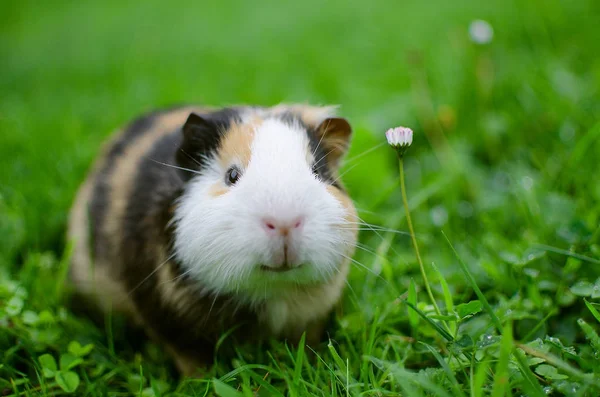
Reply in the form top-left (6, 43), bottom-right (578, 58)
top-left (225, 166), bottom-right (241, 186)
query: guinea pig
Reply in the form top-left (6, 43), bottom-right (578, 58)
top-left (67, 104), bottom-right (358, 375)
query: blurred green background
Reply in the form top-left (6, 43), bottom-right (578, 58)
top-left (1, 0), bottom-right (599, 256)
top-left (1, 0), bottom-right (600, 395)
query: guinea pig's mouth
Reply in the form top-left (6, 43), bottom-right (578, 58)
top-left (260, 263), bottom-right (303, 273)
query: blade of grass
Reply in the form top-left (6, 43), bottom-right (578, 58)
top-left (533, 244), bottom-right (600, 265)
top-left (55, 241), bottom-right (74, 302)
top-left (491, 322), bottom-right (512, 397)
top-left (220, 364), bottom-right (276, 383)
top-left (578, 318), bottom-right (600, 352)
top-left (517, 343), bottom-right (596, 383)
top-left (358, 306), bottom-right (380, 388)
top-left (213, 379), bottom-right (244, 397)
top-left (472, 360), bottom-right (490, 397)
top-left (407, 279), bottom-right (419, 329)
top-left (388, 365), bottom-right (452, 397)
top-left (522, 309), bottom-right (558, 342)
top-left (431, 261), bottom-right (456, 335)
top-left (293, 333), bottom-right (306, 387)
top-left (443, 232), bottom-right (545, 396)
top-left (584, 299), bottom-right (600, 323)
top-left (512, 350), bottom-right (546, 397)
top-left (325, 343), bottom-right (357, 397)
top-left (442, 232), bottom-right (501, 331)
top-left (421, 342), bottom-right (466, 397)
top-left (246, 372), bottom-right (284, 397)
top-left (399, 156), bottom-right (443, 318)
top-left (562, 121), bottom-right (600, 180)
top-left (104, 310), bottom-right (114, 357)
top-left (404, 300), bottom-right (454, 341)
top-left (327, 342), bottom-right (349, 379)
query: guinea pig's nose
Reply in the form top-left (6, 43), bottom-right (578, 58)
top-left (263, 217), bottom-right (303, 236)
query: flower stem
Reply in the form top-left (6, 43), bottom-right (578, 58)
top-left (399, 156), bottom-right (442, 317)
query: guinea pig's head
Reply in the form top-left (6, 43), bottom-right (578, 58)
top-left (172, 105), bottom-right (357, 301)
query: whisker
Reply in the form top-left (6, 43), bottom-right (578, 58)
top-left (343, 142), bottom-right (386, 165)
top-left (353, 242), bottom-right (391, 261)
top-left (128, 253), bottom-right (177, 295)
top-left (343, 279), bottom-right (360, 307)
top-left (352, 214), bottom-right (403, 260)
top-left (327, 237), bottom-right (392, 263)
top-left (338, 252), bottom-right (389, 284)
top-left (313, 147), bottom-right (336, 169)
top-left (338, 219), bottom-right (412, 236)
top-left (147, 158), bottom-right (202, 175)
top-left (180, 149), bottom-right (203, 167)
top-left (340, 226), bottom-right (412, 236)
top-left (207, 291), bottom-right (221, 318)
top-left (162, 268), bottom-right (194, 284)
top-left (354, 207), bottom-right (379, 216)
top-left (330, 163), bottom-right (360, 185)
top-left (324, 142), bottom-right (387, 190)
top-left (312, 119), bottom-right (331, 159)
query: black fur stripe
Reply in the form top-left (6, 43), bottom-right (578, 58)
top-left (89, 108), bottom-right (167, 258)
top-left (175, 108), bottom-right (241, 180)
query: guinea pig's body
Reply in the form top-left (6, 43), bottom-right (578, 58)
top-left (68, 104), bottom-right (357, 374)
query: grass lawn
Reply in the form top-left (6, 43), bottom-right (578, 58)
top-left (2, 0), bottom-right (600, 395)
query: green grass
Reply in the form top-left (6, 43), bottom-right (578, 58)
top-left (2, 0), bottom-right (600, 395)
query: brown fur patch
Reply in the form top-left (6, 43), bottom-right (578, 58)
top-left (157, 258), bottom-right (195, 314)
top-left (217, 120), bottom-right (258, 170)
top-left (327, 185), bottom-right (359, 240)
top-left (315, 117), bottom-right (352, 169)
top-left (209, 185), bottom-right (229, 197)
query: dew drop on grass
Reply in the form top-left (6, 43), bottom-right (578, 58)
top-left (547, 336), bottom-right (560, 344)
top-left (521, 176), bottom-right (534, 191)
top-left (523, 268), bottom-right (539, 278)
top-left (477, 334), bottom-right (497, 348)
top-left (430, 205), bottom-right (448, 227)
top-left (543, 386), bottom-right (553, 395)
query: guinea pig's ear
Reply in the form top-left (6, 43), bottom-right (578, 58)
top-left (182, 113), bottom-right (216, 141)
top-left (176, 113), bottom-right (221, 178)
top-left (315, 117), bottom-right (352, 169)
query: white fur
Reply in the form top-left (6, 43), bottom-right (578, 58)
top-left (173, 118), bottom-right (353, 308)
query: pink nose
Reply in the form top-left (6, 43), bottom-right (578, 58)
top-left (263, 217), bottom-right (303, 236)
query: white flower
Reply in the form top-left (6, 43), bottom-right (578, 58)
top-left (386, 126), bottom-right (413, 149)
top-left (469, 20), bottom-right (493, 45)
